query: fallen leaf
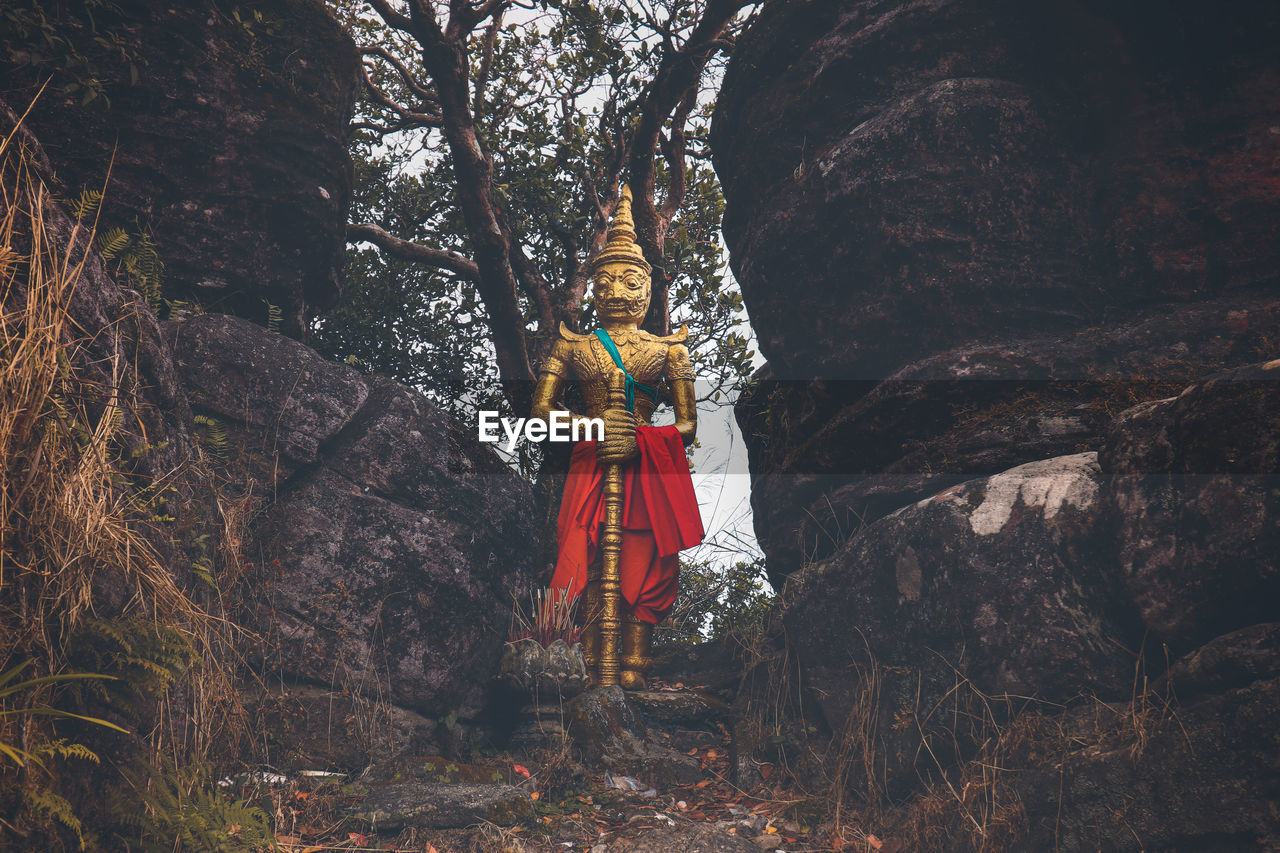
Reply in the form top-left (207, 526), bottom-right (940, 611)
top-left (513, 764), bottom-right (531, 777)
top-left (830, 836), bottom-right (846, 852)
top-left (695, 780), bottom-right (712, 788)
top-left (531, 791), bottom-right (540, 801)
top-left (868, 833), bottom-right (883, 850)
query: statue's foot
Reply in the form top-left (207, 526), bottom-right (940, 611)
top-left (620, 619), bottom-right (653, 691)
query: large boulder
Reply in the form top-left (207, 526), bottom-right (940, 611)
top-left (1009, 628), bottom-right (1280, 851)
top-left (1101, 360), bottom-right (1280, 653)
top-left (738, 293), bottom-right (1280, 587)
top-left (171, 314), bottom-right (540, 718)
top-left (713, 0), bottom-right (1280, 379)
top-left (780, 452), bottom-right (1138, 795)
top-left (715, 0), bottom-right (1280, 586)
top-left (713, 0), bottom-right (1280, 843)
top-left (1, 0), bottom-right (360, 334)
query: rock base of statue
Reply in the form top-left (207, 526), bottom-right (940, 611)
top-left (499, 638), bottom-right (589, 750)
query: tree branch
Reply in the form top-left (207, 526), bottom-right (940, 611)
top-left (626, 0), bottom-right (750, 335)
top-left (473, 10), bottom-right (503, 121)
top-left (361, 65), bottom-right (443, 128)
top-left (408, 0), bottom-right (537, 410)
top-left (365, 0), bottom-right (417, 35)
top-left (360, 45), bottom-right (438, 105)
top-left (658, 83), bottom-right (698, 225)
top-left (347, 223), bottom-right (478, 280)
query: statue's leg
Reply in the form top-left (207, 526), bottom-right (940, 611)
top-left (620, 605), bottom-right (653, 690)
top-left (617, 529), bottom-right (665, 690)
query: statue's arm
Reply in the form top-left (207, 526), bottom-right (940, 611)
top-left (530, 339), bottom-right (592, 430)
top-left (666, 343), bottom-right (697, 446)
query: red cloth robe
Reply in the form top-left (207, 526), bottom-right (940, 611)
top-left (550, 425), bottom-right (704, 624)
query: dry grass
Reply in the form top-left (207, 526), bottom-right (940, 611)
top-left (827, 633), bottom-right (882, 828)
top-left (0, 144), bottom-right (188, 638)
top-left (0, 108), bottom-right (253, 846)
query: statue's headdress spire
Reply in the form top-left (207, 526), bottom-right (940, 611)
top-left (591, 185), bottom-right (651, 273)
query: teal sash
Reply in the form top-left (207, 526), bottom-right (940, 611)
top-left (593, 329), bottom-right (658, 414)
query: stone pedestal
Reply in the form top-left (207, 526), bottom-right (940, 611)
top-left (499, 638), bottom-right (589, 749)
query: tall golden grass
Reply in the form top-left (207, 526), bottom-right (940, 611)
top-left (0, 107), bottom-right (254, 848)
top-left (0, 110), bottom-right (201, 670)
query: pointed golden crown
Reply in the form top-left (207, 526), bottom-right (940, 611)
top-left (591, 185), bottom-right (652, 273)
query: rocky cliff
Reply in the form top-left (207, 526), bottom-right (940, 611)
top-left (716, 0), bottom-right (1280, 586)
top-left (715, 0), bottom-right (1280, 848)
top-left (2, 0), bottom-right (359, 336)
top-left (1, 0), bottom-right (539, 784)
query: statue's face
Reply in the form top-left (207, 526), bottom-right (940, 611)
top-left (592, 260), bottom-right (650, 324)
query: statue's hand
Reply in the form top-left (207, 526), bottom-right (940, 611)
top-left (596, 408), bottom-right (639, 464)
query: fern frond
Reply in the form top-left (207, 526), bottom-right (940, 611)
top-left (23, 789), bottom-right (84, 848)
top-left (32, 738), bottom-right (100, 764)
top-left (264, 300), bottom-right (283, 334)
top-left (70, 188), bottom-right (103, 221)
top-left (97, 227), bottom-right (131, 258)
top-left (192, 414), bottom-right (227, 456)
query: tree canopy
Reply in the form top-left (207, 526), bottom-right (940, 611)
top-left (314, 0), bottom-right (758, 430)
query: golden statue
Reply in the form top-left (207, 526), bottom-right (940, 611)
top-left (532, 185), bottom-right (703, 689)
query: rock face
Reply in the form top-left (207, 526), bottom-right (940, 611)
top-left (1012, 637), bottom-right (1280, 851)
top-left (2, 6), bottom-right (546, 840)
top-left (715, 0), bottom-right (1280, 847)
top-left (737, 293), bottom-right (1280, 586)
top-left (714, 0), bottom-right (1280, 380)
top-left (1102, 361), bottom-right (1280, 654)
top-left (1, 0), bottom-right (360, 335)
top-left (715, 0), bottom-right (1280, 586)
top-left (782, 453), bottom-right (1140, 796)
top-left (347, 782), bottom-right (534, 831)
top-left (171, 314), bottom-right (539, 719)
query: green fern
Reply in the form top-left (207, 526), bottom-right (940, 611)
top-left (0, 660), bottom-right (127, 768)
top-left (97, 227), bottom-right (131, 258)
top-left (128, 481), bottom-right (176, 523)
top-left (119, 760), bottom-right (278, 853)
top-left (97, 224), bottom-right (165, 310)
top-left (263, 300), bottom-right (282, 334)
top-left (70, 188), bottom-right (103, 222)
top-left (164, 298), bottom-right (206, 321)
top-left (193, 414), bottom-right (228, 457)
top-left (68, 619), bottom-right (194, 717)
top-left (192, 556), bottom-right (217, 589)
top-left (33, 739), bottom-right (100, 765)
top-left (23, 789), bottom-right (85, 849)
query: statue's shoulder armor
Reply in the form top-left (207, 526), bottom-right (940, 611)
top-left (557, 322), bottom-right (688, 345)
top-left (557, 321), bottom-right (594, 343)
top-left (638, 324), bottom-right (689, 345)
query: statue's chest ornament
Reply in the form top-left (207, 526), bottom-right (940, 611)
top-left (573, 336), bottom-right (666, 387)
